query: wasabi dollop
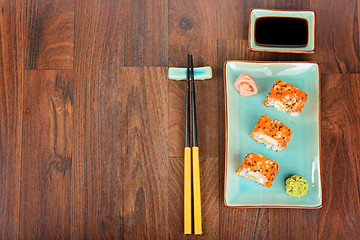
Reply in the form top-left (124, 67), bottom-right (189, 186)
top-left (285, 175), bottom-right (308, 198)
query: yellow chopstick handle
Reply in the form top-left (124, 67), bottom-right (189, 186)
top-left (192, 147), bottom-right (202, 235)
top-left (184, 147), bottom-right (192, 234)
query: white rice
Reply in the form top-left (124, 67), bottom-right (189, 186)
top-left (253, 131), bottom-right (281, 151)
top-left (266, 99), bottom-right (300, 117)
top-left (239, 169), bottom-right (267, 185)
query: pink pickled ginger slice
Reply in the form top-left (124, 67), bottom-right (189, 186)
top-left (234, 74), bottom-right (258, 97)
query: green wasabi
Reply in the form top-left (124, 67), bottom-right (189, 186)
top-left (285, 175), bottom-right (308, 198)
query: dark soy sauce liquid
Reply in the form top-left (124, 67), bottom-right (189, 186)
top-left (254, 17), bottom-right (309, 47)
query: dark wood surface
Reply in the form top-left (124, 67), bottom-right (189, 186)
top-left (0, 0), bottom-right (359, 239)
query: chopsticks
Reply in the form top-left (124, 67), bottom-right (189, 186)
top-left (184, 54), bottom-right (202, 235)
top-left (184, 55), bottom-right (192, 234)
top-left (190, 55), bottom-right (202, 235)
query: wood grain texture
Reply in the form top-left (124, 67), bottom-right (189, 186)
top-left (168, 0), bottom-right (217, 67)
top-left (168, 1), bottom-right (220, 239)
top-left (117, 68), bottom-right (168, 239)
top-left (0, 0), bottom-right (25, 239)
top-left (124, 0), bottom-right (168, 66)
top-left (72, 0), bottom-right (104, 237)
top-left (26, 0), bottom-right (74, 70)
top-left (74, 1), bottom-right (169, 238)
top-left (168, 0), bottom-right (218, 157)
top-left (0, 0), bottom-right (360, 238)
top-left (20, 70), bottom-right (73, 239)
top-left (318, 74), bottom-right (360, 239)
top-left (73, 0), bottom-right (167, 68)
top-left (311, 0), bottom-right (360, 73)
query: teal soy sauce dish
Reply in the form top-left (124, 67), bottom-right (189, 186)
top-left (249, 9), bottom-right (316, 53)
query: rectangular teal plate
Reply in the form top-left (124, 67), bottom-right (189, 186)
top-left (224, 61), bottom-right (322, 208)
top-left (249, 9), bottom-right (315, 53)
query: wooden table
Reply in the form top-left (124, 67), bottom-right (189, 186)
top-left (1, 0), bottom-right (359, 239)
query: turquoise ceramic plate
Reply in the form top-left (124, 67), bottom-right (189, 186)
top-left (224, 61), bottom-right (322, 208)
top-left (249, 9), bottom-right (315, 53)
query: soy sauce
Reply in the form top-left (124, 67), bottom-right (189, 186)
top-left (254, 17), bottom-right (308, 47)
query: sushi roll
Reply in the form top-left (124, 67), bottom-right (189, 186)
top-left (237, 153), bottom-right (280, 188)
top-left (264, 79), bottom-right (308, 116)
top-left (251, 114), bottom-right (292, 151)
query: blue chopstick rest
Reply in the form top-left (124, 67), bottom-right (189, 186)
top-left (168, 66), bottom-right (212, 80)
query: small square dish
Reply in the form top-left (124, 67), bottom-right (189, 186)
top-left (249, 9), bottom-right (315, 53)
top-left (224, 61), bottom-right (322, 208)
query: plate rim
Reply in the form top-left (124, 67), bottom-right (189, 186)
top-left (248, 8), bottom-right (316, 54)
top-left (223, 60), bottom-right (323, 209)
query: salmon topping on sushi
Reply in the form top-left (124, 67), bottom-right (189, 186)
top-left (251, 114), bottom-right (292, 151)
top-left (264, 79), bottom-right (308, 116)
top-left (237, 153), bottom-right (280, 188)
